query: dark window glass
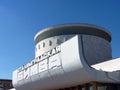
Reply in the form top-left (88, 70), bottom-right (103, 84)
top-left (57, 39), bottom-right (61, 45)
top-left (98, 83), bottom-right (119, 90)
top-left (43, 42), bottom-right (45, 48)
top-left (49, 40), bottom-right (52, 46)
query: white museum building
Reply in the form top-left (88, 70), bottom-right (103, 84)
top-left (12, 24), bottom-right (120, 90)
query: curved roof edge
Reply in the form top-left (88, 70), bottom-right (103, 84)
top-left (34, 23), bottom-right (112, 44)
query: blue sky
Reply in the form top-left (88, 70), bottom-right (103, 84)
top-left (0, 0), bottom-right (120, 79)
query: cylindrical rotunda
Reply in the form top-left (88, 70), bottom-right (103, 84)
top-left (34, 24), bottom-right (112, 65)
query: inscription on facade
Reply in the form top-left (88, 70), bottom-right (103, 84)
top-left (17, 46), bottom-right (61, 81)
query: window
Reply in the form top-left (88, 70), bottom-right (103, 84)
top-left (49, 40), bottom-right (52, 46)
top-left (98, 83), bottom-right (119, 90)
top-left (57, 39), bottom-right (61, 45)
top-left (43, 42), bottom-right (45, 48)
top-left (38, 44), bottom-right (40, 49)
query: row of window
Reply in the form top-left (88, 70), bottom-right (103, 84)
top-left (35, 39), bottom-right (62, 52)
top-left (57, 82), bottom-right (120, 90)
top-left (36, 40), bottom-right (53, 51)
top-left (35, 35), bottom-right (74, 52)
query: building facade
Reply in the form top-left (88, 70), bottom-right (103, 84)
top-left (12, 24), bottom-right (120, 90)
top-left (0, 79), bottom-right (13, 90)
